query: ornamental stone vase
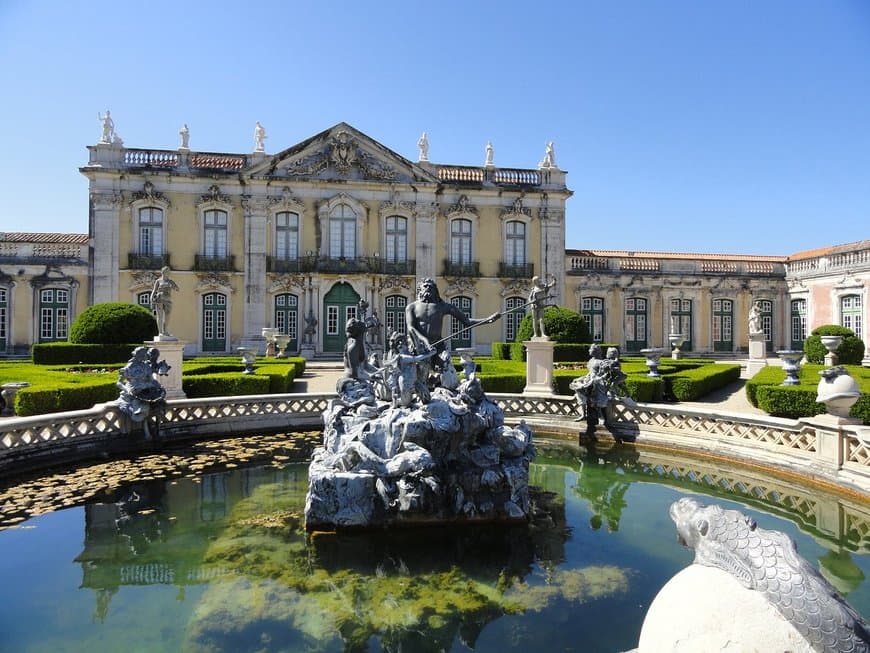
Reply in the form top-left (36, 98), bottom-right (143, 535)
top-left (668, 333), bottom-right (686, 360)
top-left (776, 350), bottom-right (803, 386)
top-left (640, 348), bottom-right (666, 377)
top-left (820, 335), bottom-right (843, 367)
top-left (274, 333), bottom-right (291, 358)
top-left (816, 366), bottom-right (860, 419)
top-left (238, 347), bottom-right (256, 374)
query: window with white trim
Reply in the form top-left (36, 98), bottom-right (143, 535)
top-left (504, 220), bottom-right (526, 266)
top-left (275, 211), bottom-right (299, 260)
top-left (841, 294), bottom-right (863, 340)
top-left (39, 288), bottom-right (69, 342)
top-left (138, 206), bottom-right (164, 256)
top-left (581, 297), bottom-right (605, 342)
top-left (385, 216), bottom-right (407, 263)
top-left (450, 219), bottom-right (472, 264)
top-left (329, 204), bottom-right (356, 258)
top-left (505, 296), bottom-right (525, 342)
top-left (204, 209), bottom-right (228, 257)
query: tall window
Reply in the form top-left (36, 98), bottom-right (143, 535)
top-left (505, 296), bottom-right (525, 342)
top-left (275, 212), bottom-right (299, 260)
top-left (450, 219), bottom-right (472, 264)
top-left (385, 295), bottom-right (407, 339)
top-left (504, 221), bottom-right (526, 266)
top-left (841, 295), bottom-right (863, 340)
top-left (790, 299), bottom-right (807, 349)
top-left (274, 293), bottom-right (298, 351)
top-left (0, 288), bottom-right (7, 350)
top-left (329, 204), bottom-right (356, 258)
top-left (204, 209), bottom-right (228, 257)
top-left (138, 207), bottom-right (163, 256)
top-left (712, 298), bottom-right (733, 352)
top-left (757, 299), bottom-right (773, 352)
top-left (669, 298), bottom-right (693, 351)
top-left (385, 216), bottom-right (407, 263)
top-left (450, 296), bottom-right (472, 349)
top-left (581, 297), bottom-right (605, 342)
top-left (625, 297), bottom-right (647, 352)
top-left (39, 288), bottom-right (69, 342)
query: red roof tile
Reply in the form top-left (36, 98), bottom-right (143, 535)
top-left (0, 232), bottom-right (88, 244)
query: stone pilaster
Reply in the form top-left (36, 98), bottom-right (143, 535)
top-left (90, 192), bottom-right (121, 303)
top-left (241, 197), bottom-right (269, 351)
top-left (416, 202), bottom-right (437, 279)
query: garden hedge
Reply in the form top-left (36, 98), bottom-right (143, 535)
top-left (32, 342), bottom-right (142, 365)
top-left (183, 373), bottom-right (272, 398)
top-left (664, 364), bottom-right (741, 401)
top-left (69, 302), bottom-right (157, 344)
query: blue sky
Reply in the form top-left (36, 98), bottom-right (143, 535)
top-left (1, 0), bottom-right (868, 256)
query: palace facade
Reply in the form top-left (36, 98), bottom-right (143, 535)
top-left (80, 122), bottom-right (569, 356)
top-left (0, 123), bottom-right (866, 361)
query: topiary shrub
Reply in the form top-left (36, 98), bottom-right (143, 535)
top-left (804, 325), bottom-right (865, 365)
top-left (70, 302), bottom-right (157, 344)
top-left (510, 307), bottom-right (591, 361)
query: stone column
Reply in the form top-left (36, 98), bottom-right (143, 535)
top-left (523, 338), bottom-right (555, 396)
top-left (539, 207), bottom-right (566, 306)
top-left (90, 192), bottom-right (121, 304)
top-left (241, 198), bottom-right (268, 353)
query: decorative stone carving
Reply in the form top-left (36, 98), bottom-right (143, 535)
top-left (115, 346), bottom-right (170, 440)
top-left (484, 141), bottom-right (494, 167)
top-left (380, 189), bottom-right (415, 215)
top-left (817, 366), bottom-right (861, 418)
top-left (666, 497), bottom-right (870, 653)
top-left (500, 279), bottom-right (527, 297)
top-left (198, 184), bottom-right (232, 206)
top-left (570, 345), bottom-right (633, 438)
top-left (129, 271), bottom-right (160, 291)
top-left (29, 266), bottom-right (79, 290)
top-left (178, 124), bottom-right (189, 150)
top-left (377, 275), bottom-right (411, 292)
top-left (268, 187), bottom-right (305, 211)
top-left (539, 141), bottom-right (557, 169)
top-left (448, 195), bottom-right (478, 217)
top-left (444, 277), bottom-right (478, 296)
top-left (131, 181), bottom-right (167, 205)
top-left (267, 274), bottom-right (306, 293)
top-left (150, 267), bottom-right (179, 339)
top-left (98, 110), bottom-right (115, 144)
top-left (528, 275), bottom-right (556, 339)
top-left (417, 132), bottom-right (429, 162)
top-left (195, 272), bottom-right (233, 293)
top-left (254, 121), bottom-right (267, 152)
top-left (91, 193), bottom-right (121, 210)
top-left (501, 197), bottom-right (531, 219)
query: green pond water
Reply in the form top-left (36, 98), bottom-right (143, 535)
top-left (0, 440), bottom-right (868, 653)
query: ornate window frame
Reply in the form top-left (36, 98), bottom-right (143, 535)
top-left (29, 267), bottom-right (79, 345)
top-left (193, 272), bottom-right (235, 353)
top-left (445, 196), bottom-right (478, 265)
top-left (500, 199), bottom-right (532, 267)
top-left (129, 193), bottom-right (170, 258)
top-left (269, 190), bottom-right (305, 260)
top-left (196, 185), bottom-right (234, 258)
top-left (318, 193), bottom-right (366, 259)
top-left (379, 192), bottom-right (416, 263)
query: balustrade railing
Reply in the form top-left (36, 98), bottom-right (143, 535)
top-left (442, 259), bottom-right (481, 277)
top-left (128, 252), bottom-right (171, 270)
top-left (498, 261), bottom-right (534, 278)
top-left (124, 149), bottom-right (179, 168)
top-left (194, 254), bottom-right (236, 272)
top-left (492, 168), bottom-right (540, 185)
top-left (1, 393), bottom-right (867, 491)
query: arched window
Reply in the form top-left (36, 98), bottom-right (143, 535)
top-left (203, 209), bottom-right (228, 257)
top-left (385, 295), bottom-right (407, 340)
top-left (275, 211), bottom-right (299, 261)
top-left (669, 298), bottom-right (693, 351)
top-left (505, 296), bottom-right (525, 342)
top-left (450, 219), bottom-right (472, 265)
top-left (39, 288), bottom-right (69, 342)
top-left (790, 298), bottom-right (807, 349)
top-left (504, 221), bottom-right (526, 266)
top-left (138, 207), bottom-right (164, 257)
top-left (329, 204), bottom-right (357, 258)
top-left (385, 216), bottom-right (407, 263)
top-left (841, 294), bottom-right (863, 340)
top-left (713, 298), bottom-right (733, 352)
top-left (581, 296), bottom-right (605, 343)
top-left (202, 292), bottom-right (227, 352)
top-left (450, 296), bottom-right (472, 349)
top-left (624, 297), bottom-right (647, 352)
top-left (275, 293), bottom-right (299, 352)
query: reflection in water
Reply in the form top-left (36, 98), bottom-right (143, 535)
top-left (0, 445), bottom-right (863, 652)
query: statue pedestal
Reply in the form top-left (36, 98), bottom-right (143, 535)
top-left (146, 340), bottom-right (186, 399)
top-left (300, 344), bottom-right (316, 360)
top-left (746, 331), bottom-right (767, 377)
top-left (523, 338), bottom-right (555, 396)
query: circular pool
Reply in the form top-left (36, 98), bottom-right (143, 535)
top-left (0, 434), bottom-right (867, 652)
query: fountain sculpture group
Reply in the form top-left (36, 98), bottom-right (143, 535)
top-left (303, 278), bottom-right (536, 531)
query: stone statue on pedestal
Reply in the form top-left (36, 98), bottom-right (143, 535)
top-left (528, 275), bottom-right (556, 339)
top-left (116, 346), bottom-right (169, 439)
top-left (150, 267), bottom-right (179, 338)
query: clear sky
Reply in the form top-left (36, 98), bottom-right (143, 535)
top-left (1, 0), bottom-right (868, 256)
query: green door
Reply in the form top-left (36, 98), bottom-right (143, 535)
top-left (758, 299), bottom-right (774, 353)
top-left (790, 299), bottom-right (807, 350)
top-left (274, 293), bottom-right (299, 353)
top-left (712, 298), bottom-right (733, 352)
top-left (450, 296), bottom-right (472, 349)
top-left (625, 297), bottom-right (647, 352)
top-left (0, 288), bottom-right (6, 351)
top-left (202, 292), bottom-right (227, 352)
top-left (323, 282), bottom-right (360, 353)
top-left (669, 298), bottom-right (693, 352)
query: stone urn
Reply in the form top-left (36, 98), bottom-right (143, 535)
top-left (238, 347), bottom-right (256, 374)
top-left (820, 335), bottom-right (843, 366)
top-left (816, 366), bottom-right (860, 418)
top-left (274, 333), bottom-right (291, 358)
top-left (668, 333), bottom-right (686, 360)
top-left (640, 348), bottom-right (666, 377)
top-left (776, 350), bottom-right (803, 386)
top-left (1, 382), bottom-right (30, 416)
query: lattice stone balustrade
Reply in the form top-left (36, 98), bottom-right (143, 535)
top-left (0, 393), bottom-right (867, 489)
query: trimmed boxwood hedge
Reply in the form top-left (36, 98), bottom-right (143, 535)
top-left (746, 363), bottom-right (870, 423)
top-left (664, 364), bottom-right (741, 401)
top-left (15, 378), bottom-right (118, 416)
top-left (32, 342), bottom-right (142, 365)
top-left (183, 373), bottom-right (272, 398)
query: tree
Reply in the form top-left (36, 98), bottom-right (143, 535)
top-left (70, 302), bottom-right (157, 344)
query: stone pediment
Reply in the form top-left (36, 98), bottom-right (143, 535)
top-left (247, 123), bottom-right (439, 184)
